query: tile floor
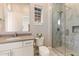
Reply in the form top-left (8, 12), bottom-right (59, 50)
top-left (48, 47), bottom-right (64, 56)
top-left (34, 46), bottom-right (64, 56)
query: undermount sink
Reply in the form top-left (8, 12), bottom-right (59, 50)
top-left (6, 37), bottom-right (21, 41)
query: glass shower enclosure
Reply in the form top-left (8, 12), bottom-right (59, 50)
top-left (52, 3), bottom-right (79, 56)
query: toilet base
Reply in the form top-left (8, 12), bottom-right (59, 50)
top-left (39, 46), bottom-right (49, 56)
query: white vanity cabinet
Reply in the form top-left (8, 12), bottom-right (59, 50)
top-left (0, 40), bottom-right (34, 56)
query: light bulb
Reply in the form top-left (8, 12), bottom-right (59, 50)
top-left (7, 4), bottom-right (12, 11)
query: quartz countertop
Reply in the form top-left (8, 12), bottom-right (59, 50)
top-left (0, 35), bottom-right (34, 44)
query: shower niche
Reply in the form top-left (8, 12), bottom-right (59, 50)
top-left (72, 26), bottom-right (79, 33)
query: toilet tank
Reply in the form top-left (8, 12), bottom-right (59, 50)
top-left (36, 37), bottom-right (44, 46)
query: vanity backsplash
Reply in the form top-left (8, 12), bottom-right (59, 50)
top-left (0, 32), bottom-right (32, 37)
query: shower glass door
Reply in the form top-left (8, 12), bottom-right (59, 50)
top-left (55, 10), bottom-right (66, 55)
top-left (52, 3), bottom-right (66, 55)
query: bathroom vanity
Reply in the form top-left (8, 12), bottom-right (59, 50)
top-left (0, 32), bottom-right (34, 56)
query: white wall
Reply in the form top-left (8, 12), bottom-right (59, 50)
top-left (0, 4), bottom-right (5, 32)
top-left (4, 4), bottom-right (30, 32)
top-left (30, 3), bottom-right (53, 46)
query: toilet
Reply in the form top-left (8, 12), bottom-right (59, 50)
top-left (36, 36), bottom-right (50, 56)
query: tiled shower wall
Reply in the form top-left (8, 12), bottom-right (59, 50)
top-left (65, 4), bottom-right (79, 54)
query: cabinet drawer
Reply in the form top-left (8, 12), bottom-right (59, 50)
top-left (23, 40), bottom-right (33, 46)
top-left (0, 42), bottom-right (22, 51)
top-left (0, 50), bottom-right (11, 56)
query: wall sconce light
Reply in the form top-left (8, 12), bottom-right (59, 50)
top-left (7, 4), bottom-right (12, 11)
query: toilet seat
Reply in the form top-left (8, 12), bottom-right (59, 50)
top-left (39, 46), bottom-right (49, 56)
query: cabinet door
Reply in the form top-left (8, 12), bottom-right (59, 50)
top-left (0, 50), bottom-right (10, 56)
top-left (12, 46), bottom-right (34, 56)
top-left (22, 40), bottom-right (34, 56)
top-left (12, 47), bottom-right (24, 56)
top-left (23, 46), bottom-right (34, 56)
top-left (12, 40), bottom-right (34, 56)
